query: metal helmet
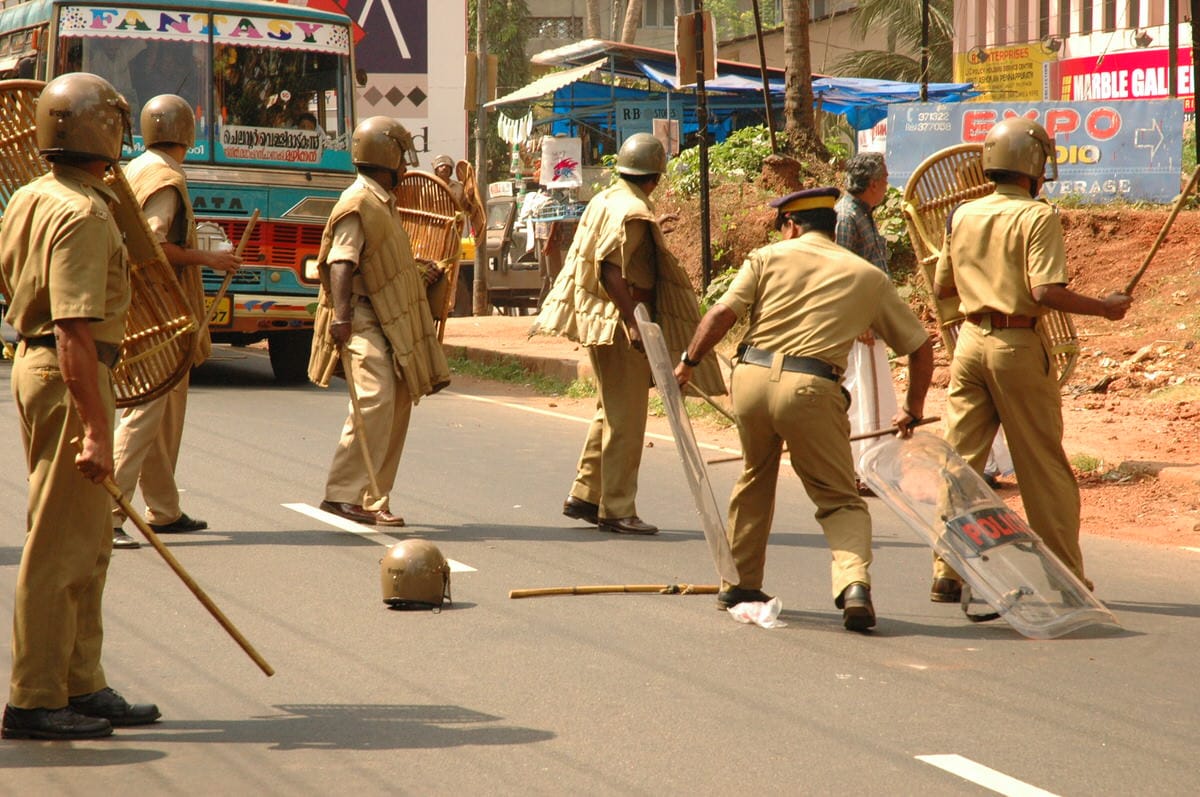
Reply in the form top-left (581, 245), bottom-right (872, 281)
top-left (380, 540), bottom-right (451, 609)
top-left (982, 118), bottom-right (1058, 182)
top-left (351, 116), bottom-right (419, 172)
top-left (616, 132), bottom-right (667, 176)
top-left (141, 94), bottom-right (195, 149)
top-left (36, 72), bottom-right (130, 164)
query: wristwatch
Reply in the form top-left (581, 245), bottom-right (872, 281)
top-left (680, 350), bottom-right (701, 368)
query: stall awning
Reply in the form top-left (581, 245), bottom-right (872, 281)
top-left (485, 58), bottom-right (609, 108)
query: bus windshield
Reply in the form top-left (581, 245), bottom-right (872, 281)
top-left (56, 4), bottom-right (353, 171)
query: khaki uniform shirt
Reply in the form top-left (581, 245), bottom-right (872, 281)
top-left (327, 173), bottom-right (396, 297)
top-left (719, 231), bottom-right (927, 372)
top-left (607, 218), bottom-right (656, 292)
top-left (0, 166), bottom-right (129, 345)
top-left (136, 150), bottom-right (188, 246)
top-left (933, 183), bottom-right (1069, 316)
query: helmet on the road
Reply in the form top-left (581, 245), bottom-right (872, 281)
top-left (616, 132), bottom-right (667, 176)
top-left (36, 72), bottom-right (130, 164)
top-left (352, 116), bottom-right (419, 172)
top-left (380, 540), bottom-right (451, 609)
top-left (982, 118), bottom-right (1058, 182)
top-left (140, 94), bottom-right (195, 149)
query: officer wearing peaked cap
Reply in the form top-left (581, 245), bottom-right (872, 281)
top-left (677, 187), bottom-right (934, 631)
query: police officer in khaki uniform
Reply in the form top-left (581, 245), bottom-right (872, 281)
top-left (676, 188), bottom-right (933, 631)
top-left (534, 133), bottom-right (723, 535)
top-left (307, 116), bottom-right (450, 526)
top-left (932, 118), bottom-right (1131, 596)
top-left (1, 73), bottom-right (160, 740)
top-left (110, 94), bottom-right (242, 550)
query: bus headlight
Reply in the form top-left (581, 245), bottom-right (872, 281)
top-left (302, 256), bottom-right (321, 282)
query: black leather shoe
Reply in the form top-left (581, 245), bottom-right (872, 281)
top-left (562, 496), bottom-right (600, 525)
top-left (2, 704), bottom-right (112, 740)
top-left (716, 587), bottom-right (773, 610)
top-left (149, 512), bottom-right (208, 534)
top-left (930, 577), bottom-right (963, 603)
top-left (113, 528), bottom-right (141, 550)
top-left (598, 516), bottom-right (658, 535)
top-left (319, 500), bottom-right (377, 525)
top-left (836, 582), bottom-right (876, 631)
top-left (69, 688), bottom-right (160, 727)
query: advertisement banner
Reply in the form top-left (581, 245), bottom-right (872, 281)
top-left (615, 99), bottom-right (685, 144)
top-left (540, 137), bottom-right (583, 189)
top-left (886, 99), bottom-right (1184, 204)
top-left (953, 43), bottom-right (1056, 102)
top-left (1051, 48), bottom-right (1195, 113)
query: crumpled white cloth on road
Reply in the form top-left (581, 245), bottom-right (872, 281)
top-left (727, 598), bottom-right (787, 628)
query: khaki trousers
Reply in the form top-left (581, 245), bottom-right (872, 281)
top-left (9, 343), bottom-right (113, 708)
top-left (570, 331), bottom-right (651, 519)
top-left (727, 362), bottom-right (872, 599)
top-left (324, 304), bottom-right (412, 513)
top-left (940, 322), bottom-right (1085, 582)
top-left (112, 371), bottom-right (189, 526)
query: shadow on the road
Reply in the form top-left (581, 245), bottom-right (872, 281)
top-left (109, 703), bottom-right (553, 752)
top-left (1102, 599), bottom-right (1200, 619)
top-left (0, 546), bottom-right (23, 567)
top-left (775, 608), bottom-right (1138, 641)
top-left (0, 746), bottom-right (165, 768)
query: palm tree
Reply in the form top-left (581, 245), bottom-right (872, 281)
top-left (621, 0), bottom-right (645, 42)
top-left (832, 0), bottom-right (954, 82)
top-left (782, 0), bottom-right (827, 157)
top-left (585, 0), bottom-right (601, 38)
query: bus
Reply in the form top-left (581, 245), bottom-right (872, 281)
top-left (0, 0), bottom-right (358, 381)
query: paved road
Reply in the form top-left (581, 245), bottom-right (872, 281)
top-left (0, 346), bottom-right (1197, 795)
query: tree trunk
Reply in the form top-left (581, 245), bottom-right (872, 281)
top-left (782, 0), bottom-right (828, 159)
top-left (621, 0), bottom-right (645, 43)
top-left (585, 0), bottom-right (601, 38)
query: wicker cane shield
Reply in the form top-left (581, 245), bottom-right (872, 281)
top-left (901, 143), bottom-right (1079, 384)
top-left (394, 170), bottom-right (466, 342)
top-left (0, 79), bottom-right (197, 406)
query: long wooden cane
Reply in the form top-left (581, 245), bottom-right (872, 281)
top-left (704, 417), bottom-right (941, 465)
top-left (340, 347), bottom-right (383, 503)
top-left (683, 382), bottom-right (736, 424)
top-left (510, 583), bottom-right (719, 599)
top-left (1123, 165), bottom-right (1200, 295)
top-left (98, 472), bottom-right (274, 676)
top-left (200, 209), bottom-right (260, 334)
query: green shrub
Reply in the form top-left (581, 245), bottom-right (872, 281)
top-left (667, 125), bottom-right (774, 197)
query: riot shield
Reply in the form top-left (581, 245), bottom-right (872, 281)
top-left (860, 433), bottom-right (1119, 639)
top-left (635, 305), bottom-right (740, 585)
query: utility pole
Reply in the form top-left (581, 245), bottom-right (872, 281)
top-left (472, 0), bottom-right (489, 316)
top-left (694, 2), bottom-right (712, 290)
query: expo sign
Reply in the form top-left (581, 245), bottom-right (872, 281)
top-left (961, 106), bottom-right (1123, 166)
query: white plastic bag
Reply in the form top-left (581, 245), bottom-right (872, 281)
top-left (727, 597), bottom-right (787, 629)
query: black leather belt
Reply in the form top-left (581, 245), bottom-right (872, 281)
top-left (20, 335), bottom-right (121, 369)
top-left (736, 344), bottom-right (841, 382)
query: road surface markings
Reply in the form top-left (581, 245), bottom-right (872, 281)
top-left (282, 502), bottom-right (476, 572)
top-left (1182, 546), bottom-right (1200, 554)
top-left (444, 390), bottom-right (742, 456)
top-left (916, 755), bottom-right (1058, 796)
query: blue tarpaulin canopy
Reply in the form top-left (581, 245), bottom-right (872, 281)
top-left (634, 60), bottom-right (978, 130)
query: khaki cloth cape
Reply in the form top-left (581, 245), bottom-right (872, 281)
top-left (306, 187), bottom-right (450, 400)
top-left (124, 154), bottom-right (211, 366)
top-left (531, 179), bottom-right (724, 396)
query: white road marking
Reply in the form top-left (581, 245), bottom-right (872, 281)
top-left (1181, 546), bottom-right (1200, 554)
top-left (282, 503), bottom-right (476, 572)
top-left (916, 754), bottom-right (1059, 796)
top-left (443, 389), bottom-right (743, 456)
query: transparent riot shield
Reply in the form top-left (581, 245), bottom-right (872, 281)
top-left (860, 433), bottom-right (1119, 639)
top-left (635, 305), bottom-right (740, 585)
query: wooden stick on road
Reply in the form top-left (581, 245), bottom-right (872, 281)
top-left (509, 584), bottom-right (719, 599)
top-left (1123, 165), bottom-right (1200, 295)
top-left (101, 474), bottom-right (275, 677)
top-left (200, 209), bottom-right (260, 335)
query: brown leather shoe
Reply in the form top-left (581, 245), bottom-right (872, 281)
top-left (319, 500), bottom-right (377, 525)
top-left (598, 516), bottom-right (658, 535)
top-left (374, 509), bottom-right (406, 527)
top-left (562, 496), bottom-right (600, 525)
top-left (930, 577), bottom-right (963, 603)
